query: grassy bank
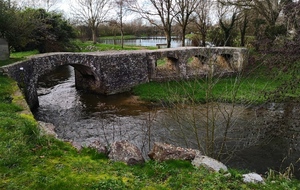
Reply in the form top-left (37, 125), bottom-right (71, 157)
top-left (0, 50), bottom-right (38, 67)
top-left (133, 64), bottom-right (300, 104)
top-left (0, 75), bottom-right (300, 189)
top-left (73, 40), bottom-right (156, 52)
top-left (99, 35), bottom-right (136, 40)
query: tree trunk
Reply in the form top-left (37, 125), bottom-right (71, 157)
top-left (181, 27), bottom-right (186, 46)
top-left (201, 33), bottom-right (206, 47)
top-left (240, 13), bottom-right (248, 47)
top-left (121, 20), bottom-right (124, 49)
top-left (92, 28), bottom-right (97, 44)
top-left (166, 31), bottom-right (172, 48)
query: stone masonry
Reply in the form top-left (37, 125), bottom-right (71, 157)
top-left (0, 47), bottom-right (248, 109)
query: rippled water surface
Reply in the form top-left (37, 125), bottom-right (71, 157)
top-left (33, 66), bottom-right (300, 178)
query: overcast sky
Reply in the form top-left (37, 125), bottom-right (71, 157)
top-left (54, 0), bottom-right (146, 23)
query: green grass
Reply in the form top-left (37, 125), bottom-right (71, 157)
top-left (72, 40), bottom-right (153, 52)
top-left (0, 75), bottom-right (300, 189)
top-left (0, 50), bottom-right (39, 67)
top-left (133, 77), bottom-right (272, 104)
top-left (133, 64), bottom-right (300, 104)
top-left (100, 35), bottom-right (136, 40)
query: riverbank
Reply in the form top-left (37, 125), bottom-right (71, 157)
top-left (0, 74), bottom-right (300, 189)
top-left (1, 51), bottom-right (300, 188)
top-left (132, 61), bottom-right (300, 104)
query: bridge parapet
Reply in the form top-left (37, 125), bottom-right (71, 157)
top-left (1, 47), bottom-right (248, 109)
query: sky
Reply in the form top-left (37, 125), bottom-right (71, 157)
top-left (52, 0), bottom-right (141, 21)
top-left (52, 0), bottom-right (72, 16)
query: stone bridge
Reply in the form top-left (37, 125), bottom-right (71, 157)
top-left (0, 47), bottom-right (248, 109)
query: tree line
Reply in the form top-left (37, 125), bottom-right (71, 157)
top-left (1, 0), bottom-right (300, 53)
top-left (0, 0), bottom-right (76, 53)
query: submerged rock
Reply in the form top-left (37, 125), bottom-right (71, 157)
top-left (108, 140), bottom-right (145, 165)
top-left (148, 142), bottom-right (198, 162)
top-left (192, 155), bottom-right (228, 172)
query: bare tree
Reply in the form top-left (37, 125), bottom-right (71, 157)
top-left (114, 0), bottom-right (135, 48)
top-left (71, 0), bottom-right (111, 44)
top-left (218, 2), bottom-right (238, 46)
top-left (220, 0), bottom-right (288, 27)
top-left (174, 0), bottom-right (200, 46)
top-left (131, 0), bottom-right (177, 48)
top-left (236, 8), bottom-right (251, 47)
top-left (193, 0), bottom-right (212, 47)
top-left (283, 0), bottom-right (300, 33)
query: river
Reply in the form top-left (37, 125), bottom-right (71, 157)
top-left (99, 36), bottom-right (192, 48)
top-left (33, 65), bottom-right (300, 178)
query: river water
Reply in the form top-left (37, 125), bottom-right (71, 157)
top-left (100, 36), bottom-right (192, 48)
top-left (33, 65), bottom-right (300, 178)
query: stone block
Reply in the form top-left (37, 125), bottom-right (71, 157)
top-left (0, 38), bottom-right (9, 60)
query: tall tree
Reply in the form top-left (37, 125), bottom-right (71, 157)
top-left (72, 0), bottom-right (111, 44)
top-left (131, 0), bottom-right (176, 48)
top-left (174, 0), bottom-right (200, 46)
top-left (218, 2), bottom-right (238, 46)
top-left (0, 0), bottom-right (34, 50)
top-left (114, 0), bottom-right (134, 48)
top-left (0, 0), bottom-right (13, 38)
top-left (193, 0), bottom-right (212, 47)
top-left (283, 0), bottom-right (300, 33)
top-left (220, 0), bottom-right (288, 27)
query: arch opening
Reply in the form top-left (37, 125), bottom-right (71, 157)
top-left (215, 54), bottom-right (233, 71)
top-left (187, 55), bottom-right (210, 77)
top-left (36, 64), bottom-right (100, 108)
top-left (71, 64), bottom-right (101, 93)
top-left (154, 57), bottom-right (180, 80)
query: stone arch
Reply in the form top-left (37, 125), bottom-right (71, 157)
top-left (33, 54), bottom-right (100, 93)
top-left (192, 55), bottom-right (209, 66)
top-left (32, 54), bottom-right (100, 109)
top-left (186, 54), bottom-right (210, 76)
top-left (215, 54), bottom-right (233, 71)
top-left (166, 57), bottom-right (180, 74)
top-left (153, 55), bottom-right (180, 80)
top-left (71, 64), bottom-right (101, 93)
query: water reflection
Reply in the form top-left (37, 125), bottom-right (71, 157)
top-left (33, 65), bottom-right (300, 178)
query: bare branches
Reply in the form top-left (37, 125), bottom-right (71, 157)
top-left (130, 0), bottom-right (176, 48)
top-left (219, 0), bottom-right (288, 26)
top-left (193, 0), bottom-right (213, 47)
top-left (71, 0), bottom-right (111, 44)
top-left (174, 0), bottom-right (201, 46)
